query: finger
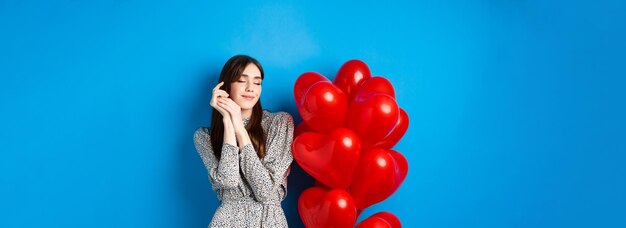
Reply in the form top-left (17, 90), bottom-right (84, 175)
top-left (219, 98), bottom-right (237, 111)
top-left (212, 89), bottom-right (229, 100)
top-left (221, 97), bottom-right (234, 104)
top-left (215, 100), bottom-right (227, 110)
top-left (212, 81), bottom-right (225, 92)
top-left (212, 104), bottom-right (223, 112)
top-left (223, 98), bottom-right (240, 109)
top-left (211, 92), bottom-right (228, 105)
top-left (215, 105), bottom-right (228, 115)
top-left (210, 97), bottom-right (220, 107)
top-left (217, 98), bottom-right (231, 108)
top-left (215, 90), bottom-right (229, 98)
top-left (212, 98), bottom-right (223, 107)
top-left (217, 100), bottom-right (233, 113)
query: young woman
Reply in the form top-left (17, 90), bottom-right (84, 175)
top-left (193, 55), bottom-right (294, 227)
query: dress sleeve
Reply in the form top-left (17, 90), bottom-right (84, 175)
top-left (239, 112), bottom-right (294, 202)
top-left (193, 127), bottom-right (241, 190)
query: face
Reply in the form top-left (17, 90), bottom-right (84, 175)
top-left (229, 63), bottom-right (263, 110)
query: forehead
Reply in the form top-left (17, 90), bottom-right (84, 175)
top-left (241, 63), bottom-right (262, 78)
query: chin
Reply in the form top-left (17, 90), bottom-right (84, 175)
top-left (239, 102), bottom-right (257, 110)
top-left (235, 98), bottom-right (258, 110)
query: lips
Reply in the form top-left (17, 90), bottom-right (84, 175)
top-left (242, 95), bottom-right (255, 101)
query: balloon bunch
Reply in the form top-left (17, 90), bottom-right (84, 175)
top-left (292, 60), bottom-right (409, 228)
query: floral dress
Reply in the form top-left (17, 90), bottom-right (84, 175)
top-left (194, 110), bottom-right (294, 227)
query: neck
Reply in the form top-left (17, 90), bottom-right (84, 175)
top-left (241, 109), bottom-right (252, 120)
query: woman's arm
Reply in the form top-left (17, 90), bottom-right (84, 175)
top-left (193, 81), bottom-right (241, 189)
top-left (215, 96), bottom-right (249, 150)
top-left (238, 113), bottom-right (294, 202)
top-left (211, 81), bottom-right (237, 147)
top-left (193, 128), bottom-right (241, 189)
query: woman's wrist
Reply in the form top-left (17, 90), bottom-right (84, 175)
top-left (222, 116), bottom-right (232, 124)
top-left (222, 117), bottom-right (235, 132)
top-left (222, 117), bottom-right (237, 146)
top-left (234, 125), bottom-right (248, 138)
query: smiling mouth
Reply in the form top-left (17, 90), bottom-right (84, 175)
top-left (242, 95), bottom-right (255, 100)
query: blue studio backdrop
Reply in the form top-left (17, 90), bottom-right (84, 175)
top-left (1, 0), bottom-right (625, 227)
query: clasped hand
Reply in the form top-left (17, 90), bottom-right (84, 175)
top-left (210, 82), bottom-right (243, 127)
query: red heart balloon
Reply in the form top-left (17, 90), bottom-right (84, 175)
top-left (294, 72), bottom-right (328, 108)
top-left (389, 150), bottom-right (408, 182)
top-left (334, 59), bottom-right (372, 102)
top-left (292, 128), bottom-right (361, 189)
top-left (299, 81), bottom-right (348, 133)
top-left (349, 149), bottom-right (408, 210)
top-left (298, 187), bottom-right (357, 228)
top-left (314, 180), bottom-right (332, 190)
top-left (294, 121), bottom-right (313, 139)
top-left (371, 212), bottom-right (401, 228)
top-left (355, 216), bottom-right (392, 228)
top-left (372, 108), bottom-right (409, 149)
top-left (353, 76), bottom-right (396, 102)
top-left (348, 94), bottom-right (399, 148)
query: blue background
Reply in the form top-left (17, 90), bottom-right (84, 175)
top-left (1, 0), bottom-right (625, 227)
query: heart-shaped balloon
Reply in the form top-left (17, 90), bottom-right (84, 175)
top-left (292, 128), bottom-right (361, 189)
top-left (299, 81), bottom-right (348, 133)
top-left (371, 212), bottom-right (401, 228)
top-left (298, 187), bottom-right (357, 228)
top-left (353, 76), bottom-right (396, 103)
top-left (350, 149), bottom-right (408, 210)
top-left (372, 108), bottom-right (409, 149)
top-left (348, 94), bottom-right (399, 148)
top-left (314, 180), bottom-right (332, 190)
top-left (294, 121), bottom-right (313, 139)
top-left (334, 59), bottom-right (372, 102)
top-left (294, 72), bottom-right (328, 108)
top-left (355, 216), bottom-right (392, 228)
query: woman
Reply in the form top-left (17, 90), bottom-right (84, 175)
top-left (193, 55), bottom-right (294, 227)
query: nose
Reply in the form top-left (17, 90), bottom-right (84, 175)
top-left (245, 83), bottom-right (254, 92)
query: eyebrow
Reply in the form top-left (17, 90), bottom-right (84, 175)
top-left (241, 74), bottom-right (262, 79)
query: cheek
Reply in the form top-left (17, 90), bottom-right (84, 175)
top-left (228, 85), bottom-right (241, 96)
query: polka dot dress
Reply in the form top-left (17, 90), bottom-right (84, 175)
top-left (194, 110), bottom-right (294, 228)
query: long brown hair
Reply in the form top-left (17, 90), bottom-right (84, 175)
top-left (210, 55), bottom-right (267, 159)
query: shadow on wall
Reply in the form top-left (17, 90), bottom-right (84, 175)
top-left (284, 163), bottom-right (314, 228)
